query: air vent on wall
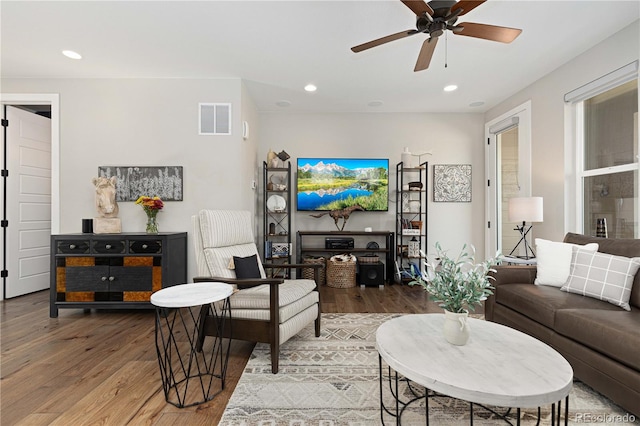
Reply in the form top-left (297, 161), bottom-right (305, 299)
top-left (199, 103), bottom-right (231, 135)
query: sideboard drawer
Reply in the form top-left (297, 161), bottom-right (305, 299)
top-left (57, 240), bottom-right (90, 254)
top-left (92, 240), bottom-right (126, 254)
top-left (130, 240), bottom-right (162, 254)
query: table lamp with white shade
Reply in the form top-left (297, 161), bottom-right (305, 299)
top-left (508, 196), bottom-right (544, 259)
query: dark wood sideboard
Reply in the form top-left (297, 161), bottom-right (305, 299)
top-left (50, 232), bottom-right (187, 317)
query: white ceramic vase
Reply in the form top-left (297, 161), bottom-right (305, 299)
top-left (401, 147), bottom-right (413, 168)
top-left (443, 309), bottom-right (470, 346)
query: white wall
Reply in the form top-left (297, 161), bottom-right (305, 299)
top-left (258, 112), bottom-right (486, 258)
top-left (0, 77), bottom-right (490, 288)
top-left (241, 81), bottom-right (262, 238)
top-left (485, 20), bottom-right (640, 242)
top-left (2, 78), bottom-right (258, 280)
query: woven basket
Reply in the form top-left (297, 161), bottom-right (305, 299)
top-left (326, 255), bottom-right (357, 288)
top-left (302, 256), bottom-right (326, 286)
top-left (357, 255), bottom-right (380, 264)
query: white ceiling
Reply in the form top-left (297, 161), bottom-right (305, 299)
top-left (1, 1), bottom-right (639, 113)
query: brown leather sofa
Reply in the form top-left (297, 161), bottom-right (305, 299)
top-left (486, 233), bottom-right (640, 416)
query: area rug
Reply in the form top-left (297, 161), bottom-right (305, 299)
top-left (219, 313), bottom-right (637, 425)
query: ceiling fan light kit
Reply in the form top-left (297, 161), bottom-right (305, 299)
top-left (351, 0), bottom-right (522, 72)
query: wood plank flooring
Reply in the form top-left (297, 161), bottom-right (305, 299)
top-left (1, 284), bottom-right (445, 425)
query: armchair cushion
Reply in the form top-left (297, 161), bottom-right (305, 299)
top-left (199, 210), bottom-right (255, 247)
top-left (204, 245), bottom-right (267, 279)
top-left (232, 254), bottom-right (262, 279)
top-left (196, 209), bottom-right (267, 279)
top-left (232, 290), bottom-right (319, 323)
top-left (230, 279), bottom-right (317, 310)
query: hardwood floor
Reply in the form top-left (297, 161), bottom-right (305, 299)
top-left (1, 284), bottom-right (447, 425)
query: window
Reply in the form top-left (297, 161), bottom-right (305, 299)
top-left (566, 62), bottom-right (638, 238)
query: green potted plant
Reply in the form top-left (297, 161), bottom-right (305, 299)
top-left (409, 242), bottom-right (500, 345)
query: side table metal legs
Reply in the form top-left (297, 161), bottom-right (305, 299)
top-left (154, 299), bottom-right (231, 408)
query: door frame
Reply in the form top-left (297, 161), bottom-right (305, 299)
top-left (485, 100), bottom-right (532, 257)
top-left (1, 93), bottom-right (60, 300)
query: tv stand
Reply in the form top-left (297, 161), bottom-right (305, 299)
top-left (295, 231), bottom-right (394, 284)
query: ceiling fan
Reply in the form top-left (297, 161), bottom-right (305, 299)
top-left (351, 0), bottom-right (522, 72)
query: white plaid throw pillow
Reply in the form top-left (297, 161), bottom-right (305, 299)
top-left (561, 247), bottom-right (640, 311)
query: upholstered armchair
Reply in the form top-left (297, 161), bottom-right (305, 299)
top-left (192, 209), bottom-right (321, 373)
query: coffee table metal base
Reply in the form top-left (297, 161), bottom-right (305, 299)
top-left (379, 356), bottom-right (569, 426)
top-left (154, 299), bottom-right (231, 408)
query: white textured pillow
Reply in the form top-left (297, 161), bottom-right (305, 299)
top-left (561, 247), bottom-right (640, 311)
top-left (534, 239), bottom-right (599, 287)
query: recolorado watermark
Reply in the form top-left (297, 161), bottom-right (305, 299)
top-left (574, 413), bottom-right (636, 423)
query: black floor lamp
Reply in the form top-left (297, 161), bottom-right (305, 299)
top-left (508, 197), bottom-right (544, 259)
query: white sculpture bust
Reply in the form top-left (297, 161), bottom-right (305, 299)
top-left (92, 176), bottom-right (119, 218)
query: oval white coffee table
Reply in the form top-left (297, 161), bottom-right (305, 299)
top-left (151, 282), bottom-right (233, 408)
top-left (376, 314), bottom-right (573, 425)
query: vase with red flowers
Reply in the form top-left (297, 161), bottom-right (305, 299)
top-left (135, 196), bottom-right (164, 234)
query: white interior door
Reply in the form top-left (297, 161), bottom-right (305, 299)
top-left (4, 106), bottom-right (52, 298)
top-left (485, 101), bottom-right (532, 257)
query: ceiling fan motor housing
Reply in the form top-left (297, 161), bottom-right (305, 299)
top-left (428, 0), bottom-right (459, 15)
top-left (416, 14), bottom-right (453, 37)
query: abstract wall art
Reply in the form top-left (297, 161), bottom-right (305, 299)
top-left (433, 164), bottom-right (472, 202)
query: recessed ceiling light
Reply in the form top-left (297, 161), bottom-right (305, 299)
top-left (304, 84), bottom-right (317, 92)
top-left (444, 85), bottom-right (458, 92)
top-left (62, 50), bottom-right (82, 60)
top-left (276, 100), bottom-right (291, 107)
top-left (368, 100), bottom-right (384, 107)
top-left (469, 101), bottom-right (485, 108)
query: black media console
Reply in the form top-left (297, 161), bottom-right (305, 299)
top-left (296, 230), bottom-right (394, 284)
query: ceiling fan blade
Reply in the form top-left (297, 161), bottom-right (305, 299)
top-left (400, 0), bottom-right (434, 17)
top-left (414, 37), bottom-right (438, 71)
top-left (450, 0), bottom-right (486, 16)
top-left (351, 29), bottom-right (419, 52)
top-left (455, 22), bottom-right (522, 43)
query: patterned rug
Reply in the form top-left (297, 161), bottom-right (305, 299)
top-left (220, 313), bottom-right (637, 425)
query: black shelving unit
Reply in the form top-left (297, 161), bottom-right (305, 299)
top-left (395, 161), bottom-right (428, 283)
top-left (262, 161), bottom-right (292, 278)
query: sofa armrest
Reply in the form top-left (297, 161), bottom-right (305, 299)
top-left (485, 265), bottom-right (537, 321)
top-left (490, 265), bottom-right (537, 286)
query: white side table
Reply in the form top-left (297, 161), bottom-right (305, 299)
top-left (151, 282), bottom-right (233, 408)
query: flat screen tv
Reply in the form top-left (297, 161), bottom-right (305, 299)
top-left (297, 158), bottom-right (389, 211)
